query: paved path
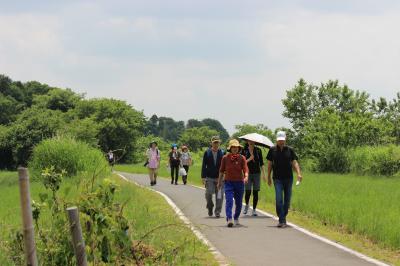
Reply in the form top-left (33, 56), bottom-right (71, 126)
top-left (119, 173), bottom-right (386, 266)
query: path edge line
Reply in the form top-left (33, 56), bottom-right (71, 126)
top-left (188, 183), bottom-right (390, 266)
top-left (117, 173), bottom-right (230, 266)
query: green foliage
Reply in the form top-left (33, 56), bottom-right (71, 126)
top-left (73, 98), bottom-right (146, 162)
top-left (179, 126), bottom-right (219, 151)
top-left (130, 135), bottom-right (169, 163)
top-left (187, 118), bottom-right (229, 142)
top-left (60, 118), bottom-right (100, 147)
top-left (348, 145), bottom-right (400, 176)
top-left (29, 137), bottom-right (109, 180)
top-left (145, 115), bottom-right (185, 142)
top-left (33, 88), bottom-right (82, 112)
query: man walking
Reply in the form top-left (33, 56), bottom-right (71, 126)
top-left (201, 136), bottom-right (224, 218)
top-left (266, 131), bottom-right (303, 228)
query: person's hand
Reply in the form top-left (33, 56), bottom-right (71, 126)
top-left (297, 175), bottom-right (303, 182)
top-left (262, 174), bottom-right (267, 182)
top-left (244, 176), bottom-right (249, 184)
top-left (217, 181), bottom-right (222, 190)
top-left (267, 178), bottom-right (272, 187)
top-left (248, 154), bottom-right (254, 162)
top-left (202, 178), bottom-right (206, 185)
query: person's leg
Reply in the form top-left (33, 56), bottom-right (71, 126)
top-left (244, 190), bottom-right (251, 205)
top-left (183, 165), bottom-right (189, 184)
top-left (205, 179), bottom-right (215, 216)
top-left (215, 180), bottom-right (224, 217)
top-left (274, 179), bottom-right (285, 224)
top-left (148, 168), bottom-right (154, 184)
top-left (224, 181), bottom-right (234, 222)
top-left (170, 166), bottom-right (174, 184)
top-left (253, 173), bottom-right (261, 211)
top-left (174, 165), bottom-right (179, 184)
top-left (233, 181), bottom-right (245, 221)
top-left (282, 178), bottom-right (294, 224)
top-left (253, 190), bottom-right (259, 210)
top-left (154, 170), bottom-right (158, 184)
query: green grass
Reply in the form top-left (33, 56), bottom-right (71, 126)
top-left (116, 163), bottom-right (400, 265)
top-left (0, 171), bottom-right (218, 265)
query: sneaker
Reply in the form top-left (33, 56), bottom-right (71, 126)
top-left (150, 181), bottom-right (154, 186)
top-left (175, 182), bottom-right (178, 185)
top-left (281, 223), bottom-right (288, 228)
top-left (208, 209), bottom-right (213, 217)
top-left (252, 209), bottom-right (258, 216)
top-left (243, 205), bottom-right (249, 215)
top-left (154, 180), bottom-right (157, 185)
top-left (234, 220), bottom-right (240, 226)
top-left (227, 220), bottom-right (233, 228)
top-left (215, 213), bottom-right (220, 218)
top-left (277, 223), bottom-right (284, 228)
top-left (171, 180), bottom-right (174, 184)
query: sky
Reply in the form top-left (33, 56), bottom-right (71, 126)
top-left (1, 1), bottom-right (400, 134)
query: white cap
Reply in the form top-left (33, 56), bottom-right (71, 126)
top-left (276, 131), bottom-right (286, 141)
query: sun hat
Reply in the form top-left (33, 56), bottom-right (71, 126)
top-left (211, 136), bottom-right (221, 143)
top-left (276, 131), bottom-right (286, 141)
top-left (181, 145), bottom-right (188, 150)
top-left (227, 139), bottom-right (243, 151)
top-left (149, 141), bottom-right (158, 146)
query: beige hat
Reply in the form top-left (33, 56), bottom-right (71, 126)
top-left (211, 136), bottom-right (221, 143)
top-left (227, 139), bottom-right (243, 151)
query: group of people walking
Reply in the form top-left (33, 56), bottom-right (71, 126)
top-left (145, 131), bottom-right (303, 228)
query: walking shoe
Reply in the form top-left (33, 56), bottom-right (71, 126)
top-left (171, 180), bottom-right (174, 184)
top-left (175, 182), bottom-right (178, 185)
top-left (154, 180), bottom-right (157, 185)
top-left (277, 223), bottom-right (284, 228)
top-left (215, 213), bottom-right (220, 218)
top-left (243, 205), bottom-right (249, 215)
top-left (252, 209), bottom-right (258, 216)
top-left (227, 220), bottom-right (233, 228)
top-left (208, 209), bottom-right (213, 217)
top-left (234, 220), bottom-right (240, 226)
top-left (150, 181), bottom-right (154, 186)
top-left (281, 223), bottom-right (288, 228)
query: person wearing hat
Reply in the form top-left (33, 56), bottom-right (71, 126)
top-left (218, 139), bottom-right (249, 227)
top-left (168, 144), bottom-right (181, 185)
top-left (201, 136), bottom-right (225, 217)
top-left (266, 131), bottom-right (303, 228)
top-left (180, 145), bottom-right (192, 185)
top-left (146, 141), bottom-right (161, 186)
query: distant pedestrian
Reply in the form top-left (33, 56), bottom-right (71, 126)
top-left (146, 141), bottom-right (161, 186)
top-left (180, 145), bottom-right (192, 185)
top-left (218, 139), bottom-right (248, 227)
top-left (107, 150), bottom-right (115, 169)
top-left (168, 144), bottom-right (181, 185)
top-left (201, 136), bottom-right (224, 218)
top-left (242, 140), bottom-right (266, 216)
top-left (266, 131), bottom-right (303, 228)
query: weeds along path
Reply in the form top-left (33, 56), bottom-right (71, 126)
top-left (118, 172), bottom-right (388, 266)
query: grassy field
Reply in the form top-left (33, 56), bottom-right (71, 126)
top-left (115, 163), bottom-right (400, 265)
top-left (0, 171), bottom-right (217, 265)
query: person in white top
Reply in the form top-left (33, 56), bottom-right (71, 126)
top-left (146, 141), bottom-right (161, 186)
top-left (180, 145), bottom-right (192, 185)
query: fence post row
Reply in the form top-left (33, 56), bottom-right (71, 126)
top-left (18, 167), bottom-right (38, 266)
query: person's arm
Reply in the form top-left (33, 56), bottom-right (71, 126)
top-left (217, 157), bottom-right (226, 189)
top-left (242, 155), bottom-right (249, 184)
top-left (292, 160), bottom-right (302, 182)
top-left (258, 149), bottom-right (266, 181)
top-left (267, 161), bottom-right (273, 186)
top-left (201, 151), bottom-right (207, 184)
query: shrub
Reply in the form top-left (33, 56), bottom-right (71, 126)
top-left (29, 136), bottom-right (109, 180)
top-left (348, 145), bottom-right (400, 176)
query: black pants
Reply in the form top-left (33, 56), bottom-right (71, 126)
top-left (171, 165), bottom-right (179, 183)
top-left (182, 165), bottom-right (189, 184)
top-left (245, 190), bottom-right (259, 210)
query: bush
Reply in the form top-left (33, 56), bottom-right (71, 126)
top-left (348, 145), bottom-right (400, 176)
top-left (29, 136), bottom-right (109, 180)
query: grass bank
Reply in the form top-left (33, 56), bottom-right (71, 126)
top-left (116, 163), bottom-right (400, 265)
top-left (0, 171), bottom-right (217, 265)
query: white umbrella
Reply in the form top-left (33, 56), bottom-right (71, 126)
top-left (239, 133), bottom-right (274, 148)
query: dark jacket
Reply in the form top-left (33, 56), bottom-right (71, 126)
top-left (201, 148), bottom-right (224, 179)
top-left (242, 145), bottom-right (264, 174)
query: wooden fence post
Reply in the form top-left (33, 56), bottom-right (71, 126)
top-left (18, 167), bottom-right (38, 266)
top-left (67, 207), bottom-right (88, 266)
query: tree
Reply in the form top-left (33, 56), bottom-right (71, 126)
top-left (232, 123), bottom-right (274, 141)
top-left (201, 118), bottom-right (229, 142)
top-left (179, 126), bottom-right (219, 151)
top-left (72, 98), bottom-right (146, 162)
top-left (33, 88), bottom-right (82, 112)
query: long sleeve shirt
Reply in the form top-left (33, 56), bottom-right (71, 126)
top-left (219, 153), bottom-right (249, 182)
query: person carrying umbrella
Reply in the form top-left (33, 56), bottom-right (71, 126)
top-left (218, 139), bottom-right (249, 227)
top-left (266, 131), bottom-right (303, 228)
top-left (242, 140), bottom-right (266, 216)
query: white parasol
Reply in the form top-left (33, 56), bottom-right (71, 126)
top-left (239, 133), bottom-right (274, 148)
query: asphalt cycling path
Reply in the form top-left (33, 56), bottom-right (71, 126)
top-left (119, 172), bottom-right (387, 266)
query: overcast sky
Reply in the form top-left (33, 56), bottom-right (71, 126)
top-left (1, 1), bottom-right (400, 133)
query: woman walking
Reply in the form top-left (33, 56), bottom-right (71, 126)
top-left (242, 140), bottom-right (266, 216)
top-left (218, 139), bottom-right (248, 227)
top-left (180, 145), bottom-right (192, 185)
top-left (146, 141), bottom-right (160, 186)
top-left (168, 144), bottom-right (181, 185)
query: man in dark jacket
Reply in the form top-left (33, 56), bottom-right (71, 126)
top-left (201, 136), bottom-right (224, 217)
